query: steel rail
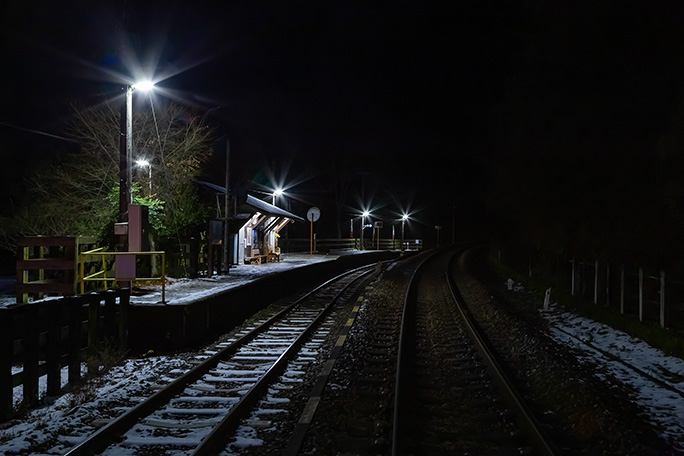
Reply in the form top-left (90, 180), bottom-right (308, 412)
top-left (391, 248), bottom-right (444, 456)
top-left (64, 264), bottom-right (374, 456)
top-left (191, 264), bottom-right (375, 455)
top-left (444, 250), bottom-right (561, 456)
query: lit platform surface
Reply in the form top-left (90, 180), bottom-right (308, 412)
top-left (131, 253), bottom-right (339, 306)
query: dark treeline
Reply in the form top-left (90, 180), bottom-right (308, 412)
top-left (485, 1), bottom-right (684, 268)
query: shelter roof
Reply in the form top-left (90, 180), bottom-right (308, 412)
top-left (195, 180), bottom-right (304, 222)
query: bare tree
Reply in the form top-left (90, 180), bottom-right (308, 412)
top-left (0, 98), bottom-right (214, 252)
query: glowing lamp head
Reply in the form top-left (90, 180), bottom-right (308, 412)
top-left (132, 80), bottom-right (155, 91)
top-left (274, 188), bottom-right (284, 197)
top-left (136, 159), bottom-right (150, 167)
top-left (402, 214), bottom-right (409, 221)
top-left (362, 211), bottom-right (370, 217)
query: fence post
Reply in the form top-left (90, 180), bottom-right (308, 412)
top-left (620, 264), bottom-right (625, 315)
top-left (660, 269), bottom-right (665, 329)
top-left (605, 263), bottom-right (610, 307)
top-left (68, 298), bottom-right (82, 384)
top-left (0, 309), bottom-right (13, 419)
top-left (23, 304), bottom-right (40, 408)
top-left (118, 288), bottom-right (130, 350)
top-left (638, 266), bottom-right (644, 322)
top-left (87, 295), bottom-right (100, 375)
top-left (571, 258), bottom-right (576, 296)
top-left (104, 290), bottom-right (117, 343)
top-left (593, 260), bottom-right (599, 304)
top-left (46, 302), bottom-right (61, 396)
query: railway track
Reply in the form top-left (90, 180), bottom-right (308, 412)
top-left (62, 264), bottom-right (376, 456)
top-left (392, 247), bottom-right (559, 455)
top-left (297, 247), bottom-right (561, 455)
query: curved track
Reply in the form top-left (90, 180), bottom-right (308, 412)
top-left (392, 246), bottom-right (560, 455)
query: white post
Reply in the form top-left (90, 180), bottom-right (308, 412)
top-left (594, 260), bottom-right (599, 304)
top-left (660, 270), bottom-right (665, 328)
top-left (605, 263), bottom-right (610, 307)
top-left (543, 287), bottom-right (552, 311)
top-left (638, 266), bottom-right (644, 322)
top-left (620, 264), bottom-right (625, 315)
top-left (571, 258), bottom-right (576, 296)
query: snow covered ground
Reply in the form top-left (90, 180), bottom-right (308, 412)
top-left (542, 307), bottom-right (684, 452)
top-left (0, 253), bottom-right (336, 309)
top-left (1, 260), bottom-right (684, 453)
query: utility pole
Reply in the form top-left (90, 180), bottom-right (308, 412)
top-left (222, 137), bottom-right (231, 272)
top-left (119, 88), bottom-right (128, 223)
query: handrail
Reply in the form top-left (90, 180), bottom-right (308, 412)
top-left (79, 249), bottom-right (166, 303)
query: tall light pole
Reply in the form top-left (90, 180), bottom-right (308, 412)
top-left (136, 159), bottom-right (152, 196)
top-left (273, 188), bottom-right (283, 206)
top-left (401, 214), bottom-right (408, 250)
top-left (119, 81), bottom-right (155, 221)
top-left (361, 211), bottom-right (370, 250)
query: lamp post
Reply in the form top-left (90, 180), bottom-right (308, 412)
top-left (119, 81), bottom-right (155, 222)
top-left (361, 211), bottom-right (370, 250)
top-left (401, 214), bottom-right (408, 250)
top-left (136, 159), bottom-right (152, 196)
top-left (273, 188), bottom-right (283, 206)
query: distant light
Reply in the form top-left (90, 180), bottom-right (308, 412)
top-left (362, 211), bottom-right (370, 217)
top-left (402, 214), bottom-right (409, 221)
top-left (132, 80), bottom-right (155, 91)
top-left (136, 159), bottom-right (150, 167)
top-left (274, 188), bottom-right (284, 197)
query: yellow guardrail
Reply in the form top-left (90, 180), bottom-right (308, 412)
top-left (79, 248), bottom-right (166, 303)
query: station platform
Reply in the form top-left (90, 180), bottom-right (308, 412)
top-left (130, 253), bottom-right (338, 306)
top-left (126, 250), bottom-right (401, 353)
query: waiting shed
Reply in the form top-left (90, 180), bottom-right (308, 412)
top-left (195, 180), bottom-right (304, 265)
top-left (235, 194), bottom-right (304, 264)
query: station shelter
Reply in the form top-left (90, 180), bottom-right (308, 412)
top-left (194, 181), bottom-right (304, 266)
top-left (234, 194), bottom-right (304, 264)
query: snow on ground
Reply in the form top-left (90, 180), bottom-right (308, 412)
top-left (0, 253), bottom-right (336, 309)
top-left (2, 260), bottom-right (684, 453)
top-left (127, 253), bottom-right (335, 306)
top-left (0, 253), bottom-right (338, 454)
top-left (541, 305), bottom-right (684, 452)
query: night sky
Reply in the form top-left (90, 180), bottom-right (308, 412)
top-left (3, 1), bottom-right (684, 260)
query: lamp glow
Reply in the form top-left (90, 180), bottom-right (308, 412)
top-left (132, 80), bottom-right (155, 91)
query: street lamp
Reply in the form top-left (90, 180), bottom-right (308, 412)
top-left (361, 211), bottom-right (370, 250)
top-left (401, 214), bottom-right (408, 250)
top-left (119, 80), bottom-right (155, 222)
top-left (273, 188), bottom-right (283, 206)
top-left (136, 159), bottom-right (152, 196)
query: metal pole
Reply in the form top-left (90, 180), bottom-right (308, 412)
top-left (360, 215), bottom-right (365, 250)
top-left (126, 86), bottom-right (133, 204)
top-left (401, 219), bottom-right (405, 250)
top-left (660, 269), bottom-right (665, 328)
top-left (223, 138), bottom-right (230, 272)
top-left (119, 86), bottom-right (129, 223)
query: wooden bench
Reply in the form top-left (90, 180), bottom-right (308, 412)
top-left (245, 248), bottom-right (268, 265)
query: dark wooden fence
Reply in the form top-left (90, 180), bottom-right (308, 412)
top-left (0, 288), bottom-right (130, 420)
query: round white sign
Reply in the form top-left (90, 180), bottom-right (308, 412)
top-left (307, 207), bottom-right (321, 222)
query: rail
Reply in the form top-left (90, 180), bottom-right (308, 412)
top-left (444, 249), bottom-right (560, 455)
top-left (62, 265), bottom-right (376, 456)
top-left (79, 249), bottom-right (166, 303)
